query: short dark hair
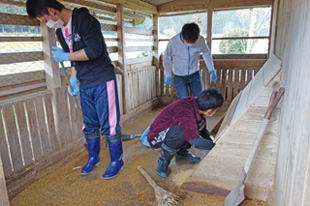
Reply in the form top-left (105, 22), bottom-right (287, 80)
top-left (197, 87), bottom-right (224, 111)
top-left (181, 23), bottom-right (200, 43)
top-left (26, 0), bottom-right (65, 18)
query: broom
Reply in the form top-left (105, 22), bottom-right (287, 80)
top-left (137, 166), bottom-right (182, 206)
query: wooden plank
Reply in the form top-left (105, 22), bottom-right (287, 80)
top-left (43, 93), bottom-right (57, 152)
top-left (124, 26), bottom-right (153, 36)
top-left (126, 56), bottom-right (153, 65)
top-left (214, 59), bottom-right (266, 67)
top-left (213, 54), bottom-right (267, 60)
top-left (233, 68), bottom-right (240, 98)
top-left (117, 4), bottom-right (127, 115)
top-left (125, 46), bottom-right (153, 52)
top-left (34, 96), bottom-right (50, 157)
top-left (0, 153), bottom-right (10, 206)
top-left (227, 68), bottom-right (233, 101)
top-left (14, 101), bottom-right (33, 167)
top-left (0, 83), bottom-right (46, 97)
top-left (0, 36), bottom-right (43, 42)
top-left (1, 104), bottom-right (23, 172)
top-left (68, 95), bottom-right (79, 141)
top-left (100, 0), bottom-right (157, 14)
top-left (0, 70), bottom-right (45, 87)
top-left (107, 46), bottom-right (118, 53)
top-left (55, 87), bottom-right (71, 149)
top-left (240, 68), bottom-right (246, 90)
top-left (0, 106), bottom-right (13, 177)
top-left (25, 99), bottom-right (43, 161)
top-left (0, 13), bottom-right (39, 26)
top-left (0, 51), bottom-right (43, 65)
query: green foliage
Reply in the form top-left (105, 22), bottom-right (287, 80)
top-left (219, 28), bottom-right (248, 54)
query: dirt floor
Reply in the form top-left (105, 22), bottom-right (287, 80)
top-left (10, 106), bottom-right (266, 206)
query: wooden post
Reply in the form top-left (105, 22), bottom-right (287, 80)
top-left (116, 4), bottom-right (127, 114)
top-left (207, 8), bottom-right (213, 50)
top-left (40, 22), bottom-right (61, 149)
top-left (0, 155), bottom-right (10, 206)
top-left (152, 14), bottom-right (160, 98)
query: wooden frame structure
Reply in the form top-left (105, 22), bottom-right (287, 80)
top-left (1, 0), bottom-right (310, 205)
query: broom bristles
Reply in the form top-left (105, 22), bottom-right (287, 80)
top-left (154, 184), bottom-right (181, 206)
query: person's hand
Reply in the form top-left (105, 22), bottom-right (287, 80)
top-left (51, 46), bottom-right (69, 62)
top-left (67, 77), bottom-right (80, 96)
top-left (210, 70), bottom-right (217, 82)
top-left (164, 77), bottom-right (172, 86)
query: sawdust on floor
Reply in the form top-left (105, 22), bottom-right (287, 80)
top-left (10, 105), bottom-right (266, 206)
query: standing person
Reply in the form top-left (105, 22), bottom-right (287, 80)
top-left (163, 22), bottom-right (217, 99)
top-left (147, 87), bottom-right (224, 177)
top-left (26, 0), bottom-right (123, 179)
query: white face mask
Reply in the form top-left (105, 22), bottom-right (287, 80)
top-left (185, 43), bottom-right (193, 47)
top-left (46, 15), bottom-right (64, 29)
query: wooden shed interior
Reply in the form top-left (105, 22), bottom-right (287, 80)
top-left (0, 0), bottom-right (310, 205)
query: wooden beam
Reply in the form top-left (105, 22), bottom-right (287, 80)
top-left (207, 8), bottom-right (212, 49)
top-left (158, 0), bottom-right (273, 14)
top-left (0, 13), bottom-right (39, 26)
top-left (0, 52), bottom-right (43, 65)
top-left (0, 36), bottom-right (43, 42)
top-left (152, 14), bottom-right (160, 98)
top-left (101, 0), bottom-right (157, 14)
top-left (116, 4), bottom-right (127, 114)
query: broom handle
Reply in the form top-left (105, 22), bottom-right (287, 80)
top-left (137, 166), bottom-right (158, 189)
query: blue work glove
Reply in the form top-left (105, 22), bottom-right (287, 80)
top-left (210, 70), bottom-right (217, 82)
top-left (67, 77), bottom-right (80, 96)
top-left (51, 46), bottom-right (69, 62)
top-left (164, 77), bottom-right (172, 86)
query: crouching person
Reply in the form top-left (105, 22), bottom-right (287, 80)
top-left (147, 87), bottom-right (224, 177)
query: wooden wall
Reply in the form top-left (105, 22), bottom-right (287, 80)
top-left (273, 0), bottom-right (310, 205)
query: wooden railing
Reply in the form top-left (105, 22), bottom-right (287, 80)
top-left (0, 88), bottom-right (84, 198)
top-left (159, 56), bottom-right (266, 101)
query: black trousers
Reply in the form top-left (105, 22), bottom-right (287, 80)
top-left (150, 126), bottom-right (190, 150)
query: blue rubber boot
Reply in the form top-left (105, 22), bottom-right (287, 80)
top-left (81, 137), bottom-right (101, 175)
top-left (103, 133), bottom-right (124, 179)
top-left (156, 143), bottom-right (176, 178)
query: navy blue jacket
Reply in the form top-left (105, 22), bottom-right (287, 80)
top-left (56, 8), bottom-right (115, 89)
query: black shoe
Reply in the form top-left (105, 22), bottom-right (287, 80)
top-left (175, 150), bottom-right (201, 162)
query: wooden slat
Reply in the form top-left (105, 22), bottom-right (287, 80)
top-left (221, 68), bottom-right (227, 99)
top-left (0, 13), bottom-right (39, 26)
top-left (0, 152), bottom-right (10, 206)
top-left (25, 99), bottom-right (43, 161)
top-left (233, 68), bottom-right (240, 98)
top-left (0, 82), bottom-right (46, 97)
top-left (214, 59), bottom-right (266, 67)
top-left (34, 96), bottom-right (50, 157)
top-left (124, 26), bottom-right (153, 36)
top-left (0, 36), bottom-right (43, 42)
top-left (14, 101), bottom-right (33, 167)
top-left (126, 56), bottom-right (152, 65)
top-left (1, 104), bottom-right (23, 172)
top-left (100, 23), bottom-right (117, 31)
top-left (107, 46), bottom-right (118, 53)
top-left (0, 51), bottom-right (43, 65)
top-left (0, 106), bottom-right (13, 177)
top-left (68, 95), bottom-right (80, 141)
top-left (55, 87), bottom-right (72, 149)
top-left (240, 68), bottom-right (246, 90)
top-left (213, 54), bottom-right (267, 60)
top-left (227, 68), bottom-right (233, 101)
top-left (125, 46), bottom-right (153, 52)
top-left (43, 93), bottom-right (57, 152)
top-left (0, 70), bottom-right (45, 87)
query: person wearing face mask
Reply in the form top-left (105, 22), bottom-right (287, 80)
top-left (146, 87), bottom-right (224, 177)
top-left (163, 22), bottom-right (217, 99)
top-left (26, 0), bottom-right (124, 180)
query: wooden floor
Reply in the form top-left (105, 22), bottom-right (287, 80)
top-left (181, 75), bottom-right (282, 201)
